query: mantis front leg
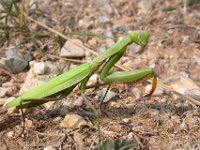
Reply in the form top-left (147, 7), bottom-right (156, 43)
top-left (100, 47), bottom-right (157, 99)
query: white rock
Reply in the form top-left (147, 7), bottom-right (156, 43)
top-left (6, 131), bottom-right (15, 138)
top-left (87, 74), bottom-right (98, 86)
top-left (2, 82), bottom-right (13, 88)
top-left (60, 39), bottom-right (85, 58)
top-left (43, 146), bottom-right (56, 150)
top-left (19, 68), bottom-right (50, 94)
top-left (53, 117), bottom-right (62, 122)
top-left (19, 62), bottom-right (60, 95)
top-left (29, 60), bottom-right (37, 67)
top-left (122, 118), bottom-right (131, 123)
top-left (0, 87), bottom-right (8, 97)
top-left (182, 35), bottom-right (190, 43)
top-left (73, 132), bottom-right (84, 149)
top-left (33, 62), bottom-right (47, 75)
top-left (145, 84), bottom-right (164, 96)
top-left (78, 18), bottom-right (93, 29)
top-left (61, 113), bottom-right (88, 132)
top-left (44, 101), bottom-right (55, 109)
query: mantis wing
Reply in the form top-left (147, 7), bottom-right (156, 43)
top-left (4, 63), bottom-right (91, 108)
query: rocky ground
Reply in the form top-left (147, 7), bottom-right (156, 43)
top-left (0, 0), bottom-right (200, 149)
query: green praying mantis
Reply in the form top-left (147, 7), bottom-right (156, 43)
top-left (4, 31), bottom-right (157, 110)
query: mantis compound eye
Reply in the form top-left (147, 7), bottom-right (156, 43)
top-left (129, 31), bottom-right (150, 48)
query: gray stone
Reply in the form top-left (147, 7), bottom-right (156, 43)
top-left (1, 48), bottom-right (31, 73)
top-left (96, 16), bottom-right (111, 25)
top-left (127, 43), bottom-right (142, 54)
top-left (112, 24), bottom-right (129, 34)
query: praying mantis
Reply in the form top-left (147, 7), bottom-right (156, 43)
top-left (4, 31), bottom-right (157, 109)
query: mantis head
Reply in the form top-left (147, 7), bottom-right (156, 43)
top-left (129, 31), bottom-right (150, 48)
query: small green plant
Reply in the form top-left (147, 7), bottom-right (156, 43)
top-left (98, 139), bottom-right (138, 150)
top-left (0, 0), bottom-right (22, 45)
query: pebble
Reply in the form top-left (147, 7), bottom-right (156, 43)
top-left (63, 96), bottom-right (83, 108)
top-left (2, 82), bottom-right (13, 88)
top-left (181, 35), bottom-right (190, 43)
top-left (148, 109), bottom-right (159, 116)
top-left (61, 113), bottom-right (88, 132)
top-left (98, 88), bottom-right (118, 103)
top-left (104, 29), bottom-right (115, 47)
top-left (95, 1), bottom-right (114, 15)
top-left (73, 132), bottom-right (84, 149)
top-left (180, 122), bottom-right (188, 131)
top-left (192, 56), bottom-right (200, 65)
top-left (19, 68), bottom-right (50, 94)
top-left (33, 62), bottom-right (47, 75)
top-left (53, 117), bottom-right (62, 122)
top-left (60, 39), bottom-right (85, 58)
top-left (127, 43), bottom-right (142, 54)
top-left (137, 1), bottom-right (153, 14)
top-left (43, 146), bottom-right (56, 150)
top-left (130, 88), bottom-right (142, 100)
top-left (95, 16), bottom-right (111, 25)
top-left (44, 101), bottom-right (55, 109)
top-left (78, 18), bottom-right (93, 29)
top-left (98, 44), bottom-right (107, 53)
top-left (122, 118), bottom-right (131, 123)
top-left (112, 24), bottom-right (129, 34)
top-left (0, 87), bottom-right (8, 97)
top-left (106, 39), bottom-right (115, 47)
top-left (87, 74), bottom-right (98, 86)
top-left (145, 84), bottom-right (165, 96)
top-left (6, 131), bottom-right (15, 138)
top-left (0, 47), bottom-right (31, 73)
